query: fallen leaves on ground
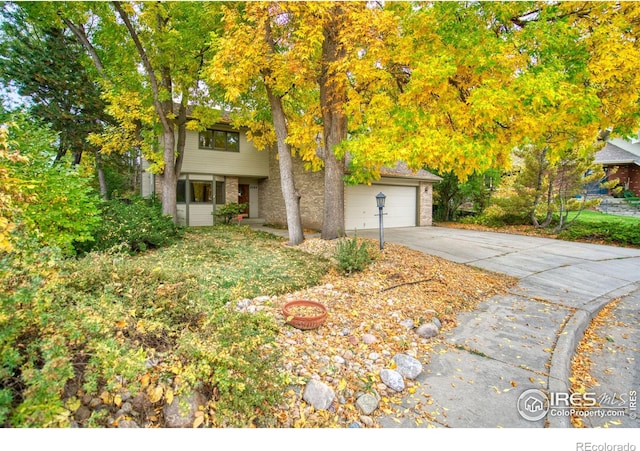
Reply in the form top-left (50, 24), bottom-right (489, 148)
top-left (569, 299), bottom-right (618, 428)
top-left (249, 238), bottom-right (517, 427)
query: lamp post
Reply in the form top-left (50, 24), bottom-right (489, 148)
top-left (376, 192), bottom-right (386, 250)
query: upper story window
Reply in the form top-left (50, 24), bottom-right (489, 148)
top-left (199, 129), bottom-right (240, 152)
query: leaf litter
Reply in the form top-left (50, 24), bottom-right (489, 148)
top-left (253, 237), bottom-right (517, 427)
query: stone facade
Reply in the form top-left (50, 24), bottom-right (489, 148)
top-left (224, 177), bottom-right (239, 205)
top-left (259, 149), bottom-right (325, 231)
top-left (417, 182), bottom-right (434, 226)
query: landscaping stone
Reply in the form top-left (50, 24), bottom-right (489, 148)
top-left (302, 379), bottom-right (335, 411)
top-left (359, 415), bottom-right (374, 427)
top-left (362, 333), bottom-right (377, 344)
top-left (355, 393), bottom-right (379, 415)
top-left (380, 368), bottom-right (405, 392)
top-left (74, 406), bottom-right (91, 422)
top-left (117, 419), bottom-right (139, 428)
top-left (163, 390), bottom-right (207, 428)
top-left (392, 353), bottom-right (423, 380)
top-left (416, 322), bottom-right (439, 338)
top-left (432, 317), bottom-right (442, 330)
top-left (400, 319), bottom-right (415, 329)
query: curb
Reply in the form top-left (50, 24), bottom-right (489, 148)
top-left (547, 283), bottom-right (640, 428)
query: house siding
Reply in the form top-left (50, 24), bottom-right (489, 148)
top-left (180, 129), bottom-right (269, 177)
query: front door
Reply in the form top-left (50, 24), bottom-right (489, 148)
top-left (238, 184), bottom-right (250, 216)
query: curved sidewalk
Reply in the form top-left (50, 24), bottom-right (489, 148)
top-left (355, 226), bottom-right (640, 428)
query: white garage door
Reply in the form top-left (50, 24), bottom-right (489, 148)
top-left (345, 184), bottom-right (417, 230)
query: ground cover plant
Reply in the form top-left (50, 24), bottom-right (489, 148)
top-left (0, 226), bottom-right (329, 427)
top-left (456, 210), bottom-right (640, 248)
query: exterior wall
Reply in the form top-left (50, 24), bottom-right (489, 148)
top-left (224, 177), bottom-right (239, 205)
top-left (417, 182), bottom-right (434, 226)
top-left (259, 149), bottom-right (325, 230)
top-left (607, 164), bottom-right (640, 195)
top-left (180, 128), bottom-right (269, 177)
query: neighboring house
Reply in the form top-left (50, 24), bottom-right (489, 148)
top-left (141, 121), bottom-right (441, 230)
top-left (595, 138), bottom-right (640, 195)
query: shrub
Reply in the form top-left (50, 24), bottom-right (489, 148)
top-left (334, 234), bottom-right (374, 274)
top-left (214, 202), bottom-right (248, 224)
top-left (558, 221), bottom-right (640, 247)
top-left (2, 114), bottom-right (101, 255)
top-left (81, 196), bottom-right (183, 253)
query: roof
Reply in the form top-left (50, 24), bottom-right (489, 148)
top-left (344, 153), bottom-right (441, 182)
top-left (379, 161), bottom-right (442, 182)
top-left (595, 143), bottom-right (640, 166)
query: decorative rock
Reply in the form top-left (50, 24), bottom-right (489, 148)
top-left (163, 390), bottom-right (207, 428)
top-left (74, 406), bottom-right (91, 422)
top-left (343, 350), bottom-right (355, 361)
top-left (349, 421), bottom-right (362, 428)
top-left (432, 317), bottom-right (442, 330)
top-left (362, 334), bottom-right (377, 344)
top-left (359, 415), bottom-right (374, 427)
top-left (302, 379), bottom-right (335, 411)
top-left (392, 354), bottom-right (423, 380)
top-left (333, 355), bottom-right (345, 365)
top-left (117, 419), bottom-right (139, 428)
top-left (416, 322), bottom-right (439, 338)
top-left (355, 393), bottom-right (379, 415)
top-left (380, 369), bottom-right (405, 392)
top-left (400, 319), bottom-right (415, 329)
top-left (368, 352), bottom-right (380, 360)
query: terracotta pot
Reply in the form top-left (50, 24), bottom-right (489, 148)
top-left (282, 300), bottom-right (327, 330)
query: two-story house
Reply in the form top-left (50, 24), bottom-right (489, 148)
top-left (142, 121), bottom-right (441, 231)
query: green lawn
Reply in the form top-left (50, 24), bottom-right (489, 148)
top-left (567, 210), bottom-right (640, 225)
top-left (1, 225), bottom-right (331, 427)
top-left (558, 210), bottom-right (640, 247)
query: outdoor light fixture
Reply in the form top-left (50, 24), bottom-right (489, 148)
top-left (376, 192), bottom-right (386, 249)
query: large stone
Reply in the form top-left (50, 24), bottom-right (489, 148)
top-left (163, 390), bottom-right (207, 428)
top-left (355, 393), bottom-right (379, 415)
top-left (302, 379), bottom-right (335, 411)
top-left (380, 369), bottom-right (405, 392)
top-left (362, 334), bottom-right (377, 344)
top-left (416, 322), bottom-right (439, 338)
top-left (392, 354), bottom-right (423, 380)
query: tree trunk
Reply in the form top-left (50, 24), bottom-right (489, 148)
top-left (161, 126), bottom-right (178, 220)
top-left (96, 152), bottom-right (109, 200)
top-left (319, 9), bottom-right (347, 240)
top-left (265, 85), bottom-right (305, 246)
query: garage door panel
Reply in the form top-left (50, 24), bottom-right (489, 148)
top-left (345, 184), bottom-right (416, 230)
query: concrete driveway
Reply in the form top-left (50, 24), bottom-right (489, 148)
top-left (355, 226), bottom-right (640, 428)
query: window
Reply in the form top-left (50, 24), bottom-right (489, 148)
top-left (199, 129), bottom-right (240, 152)
top-left (177, 180), bottom-right (186, 203)
top-left (215, 181), bottom-right (225, 204)
top-left (176, 180), bottom-right (213, 204)
top-left (190, 181), bottom-right (213, 203)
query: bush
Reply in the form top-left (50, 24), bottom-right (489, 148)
top-left (80, 196), bottom-right (183, 254)
top-left (2, 114), bottom-right (101, 255)
top-left (558, 221), bottom-right (640, 247)
top-left (214, 202), bottom-right (248, 224)
top-left (334, 234), bottom-right (374, 274)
